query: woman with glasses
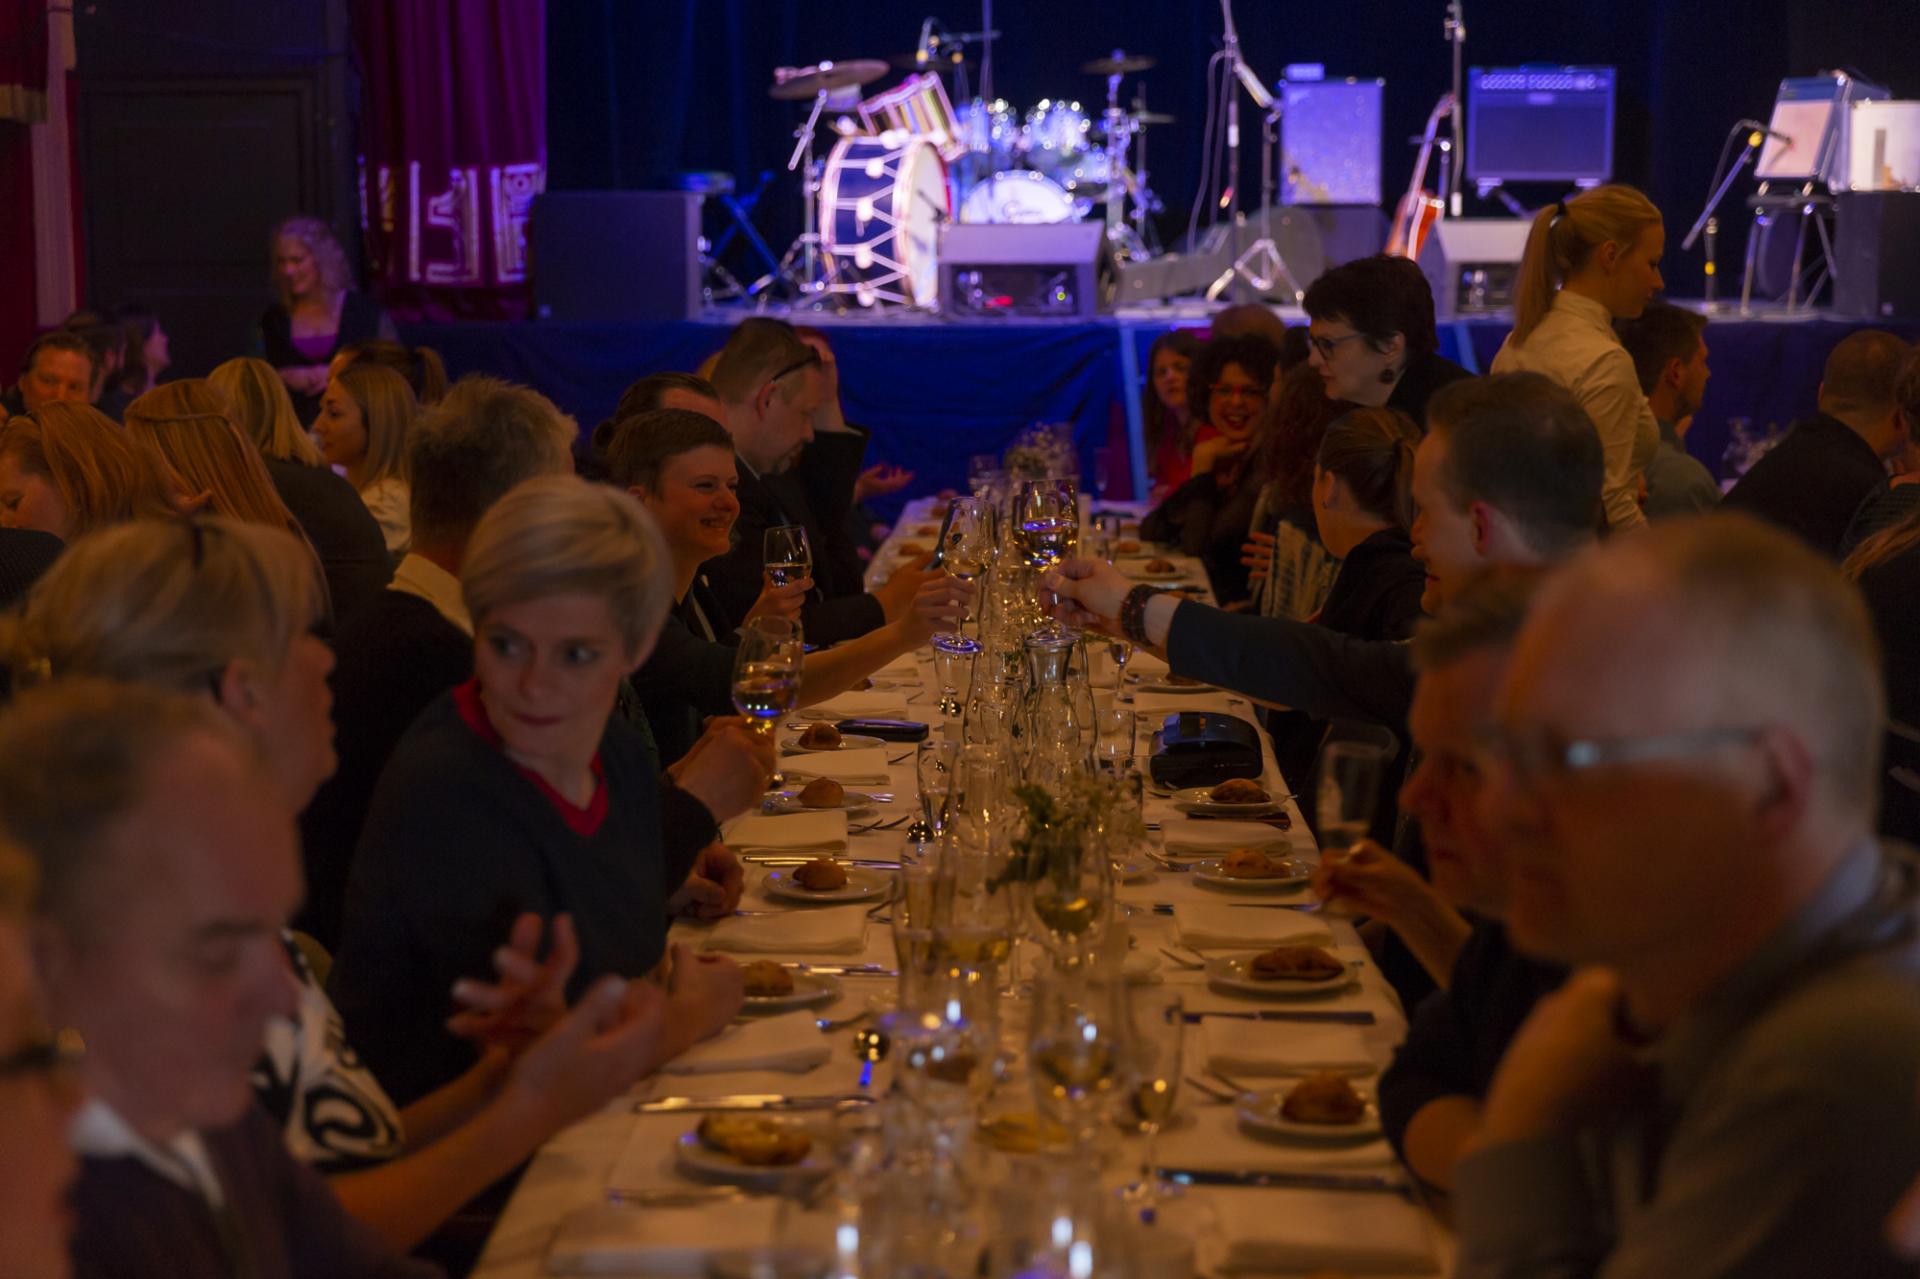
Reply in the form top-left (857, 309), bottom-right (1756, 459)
top-left (1302, 254), bottom-right (1471, 427)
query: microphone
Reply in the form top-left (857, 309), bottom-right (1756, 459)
top-left (1739, 119), bottom-right (1792, 145)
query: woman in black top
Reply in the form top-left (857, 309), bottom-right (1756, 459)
top-left (257, 216), bottom-right (397, 423)
top-left (1310, 407), bottom-right (1427, 642)
top-left (1302, 254), bottom-right (1472, 430)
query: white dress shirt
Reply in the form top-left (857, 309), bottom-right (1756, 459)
top-left (388, 551), bottom-right (471, 635)
top-left (71, 1097), bottom-right (226, 1206)
top-left (1490, 290), bottom-right (1658, 531)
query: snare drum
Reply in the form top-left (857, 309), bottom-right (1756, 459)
top-left (820, 134), bottom-right (950, 308)
top-left (858, 73), bottom-right (964, 162)
top-left (958, 170), bottom-right (1078, 225)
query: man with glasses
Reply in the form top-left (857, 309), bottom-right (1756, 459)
top-left (706, 318), bottom-right (935, 644)
top-left (0, 680), bottom-right (438, 1278)
top-left (1452, 515), bottom-right (1920, 1278)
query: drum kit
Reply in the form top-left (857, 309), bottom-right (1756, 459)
top-left (758, 44), bottom-right (1170, 310)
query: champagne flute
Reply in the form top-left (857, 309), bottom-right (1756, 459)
top-left (731, 616), bottom-right (802, 788)
top-left (1118, 990), bottom-right (1186, 1208)
top-left (762, 524), bottom-right (813, 590)
top-left (1107, 636), bottom-right (1136, 704)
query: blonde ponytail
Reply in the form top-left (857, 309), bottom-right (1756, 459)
top-left (1509, 184), bottom-right (1663, 347)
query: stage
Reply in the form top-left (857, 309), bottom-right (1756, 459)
top-left (404, 303), bottom-right (1920, 509)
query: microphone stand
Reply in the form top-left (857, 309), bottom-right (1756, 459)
top-left (1444, 0), bottom-right (1465, 217)
top-left (1206, 0), bottom-right (1303, 303)
top-left (1683, 122), bottom-right (1767, 315)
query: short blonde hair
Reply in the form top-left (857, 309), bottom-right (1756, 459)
top-left (270, 215), bottom-right (353, 308)
top-left (1511, 184), bottom-right (1663, 347)
top-left (208, 356), bottom-right (322, 467)
top-left (124, 380), bottom-right (302, 532)
top-left (0, 517), bottom-right (325, 694)
top-left (0, 401), bottom-right (178, 535)
top-left (461, 475), bottom-right (673, 655)
top-left (332, 363), bottom-right (415, 489)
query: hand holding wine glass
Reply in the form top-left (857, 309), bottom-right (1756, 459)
top-left (762, 524), bottom-right (813, 591)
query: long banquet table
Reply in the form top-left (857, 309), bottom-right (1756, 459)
top-left (470, 498), bottom-right (1453, 1277)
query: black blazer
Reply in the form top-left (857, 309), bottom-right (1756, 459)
top-left (630, 576), bottom-right (740, 768)
top-left (257, 291), bottom-right (391, 422)
top-left (264, 457), bottom-right (393, 630)
top-left (1316, 527), bottom-right (1427, 642)
top-left (1721, 413), bottom-right (1890, 558)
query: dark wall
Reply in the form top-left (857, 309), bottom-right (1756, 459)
top-left (74, 0), bottom-right (355, 377)
top-left (547, 0), bottom-right (1918, 295)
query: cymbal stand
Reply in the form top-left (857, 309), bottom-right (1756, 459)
top-left (1205, 0), bottom-right (1304, 303)
top-left (1098, 60), bottom-right (1146, 260)
top-left (761, 88), bottom-right (839, 301)
top-left (1131, 84), bottom-right (1158, 250)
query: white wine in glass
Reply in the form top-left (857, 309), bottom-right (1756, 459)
top-left (763, 524), bottom-right (813, 589)
top-left (731, 617), bottom-right (802, 739)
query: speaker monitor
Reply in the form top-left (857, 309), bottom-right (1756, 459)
top-left (1416, 219), bottom-right (1532, 318)
top-left (531, 192), bottom-right (701, 322)
top-left (1834, 191), bottom-right (1920, 320)
top-left (938, 222), bottom-right (1105, 317)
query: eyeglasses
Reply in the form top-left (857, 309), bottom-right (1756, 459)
top-left (0, 1025), bottom-right (85, 1088)
top-left (1472, 723), bottom-right (1765, 789)
top-left (768, 348), bottom-right (823, 385)
top-left (1308, 331), bottom-right (1367, 360)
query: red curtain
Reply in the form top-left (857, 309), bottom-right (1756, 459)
top-left (352, 0), bottom-right (545, 323)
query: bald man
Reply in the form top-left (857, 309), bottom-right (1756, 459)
top-left (1454, 515), bottom-right (1920, 1278)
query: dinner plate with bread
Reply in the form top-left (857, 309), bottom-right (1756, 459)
top-left (1190, 847), bottom-right (1312, 892)
top-left (737, 961), bottom-right (844, 1014)
top-left (1205, 945), bottom-right (1359, 999)
top-left (1234, 1073), bottom-right (1383, 1142)
top-left (763, 778), bottom-right (880, 815)
top-left (780, 722), bottom-right (886, 753)
top-left (675, 1115), bottom-right (830, 1187)
top-left (1173, 779), bottom-right (1287, 817)
top-left (762, 857), bottom-right (890, 904)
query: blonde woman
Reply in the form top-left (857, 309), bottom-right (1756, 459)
top-left (1490, 184), bottom-right (1666, 532)
top-left (316, 362), bottom-right (414, 559)
top-left (209, 355), bottom-right (323, 466)
top-left (124, 381), bottom-right (304, 534)
top-left (0, 401), bottom-right (177, 539)
top-left (257, 215), bottom-right (396, 421)
top-left (0, 516), bottom-right (713, 1254)
top-left (331, 476), bottom-right (769, 1109)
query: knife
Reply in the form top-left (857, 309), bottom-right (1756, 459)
top-left (1180, 1009), bottom-right (1375, 1025)
top-left (1152, 1167), bottom-right (1411, 1195)
top-left (741, 856), bottom-right (903, 869)
top-left (635, 1094), bottom-right (873, 1114)
top-left (796, 964), bottom-right (898, 977)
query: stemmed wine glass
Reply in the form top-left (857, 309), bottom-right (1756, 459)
top-left (941, 496), bottom-right (994, 630)
top-left (1013, 478), bottom-right (1079, 571)
top-left (763, 524), bottom-right (813, 590)
top-left (1028, 967), bottom-right (1125, 1152)
top-left (730, 616), bottom-right (802, 788)
top-left (1117, 989), bottom-right (1186, 1208)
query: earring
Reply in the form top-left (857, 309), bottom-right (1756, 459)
top-left (1379, 367), bottom-right (1398, 384)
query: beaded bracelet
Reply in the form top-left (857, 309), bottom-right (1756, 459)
top-left (1120, 584), bottom-right (1165, 646)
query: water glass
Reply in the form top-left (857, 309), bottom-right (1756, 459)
top-left (916, 739), bottom-right (960, 840)
top-left (1094, 702), bottom-right (1134, 773)
top-left (930, 633), bottom-right (982, 718)
top-left (1314, 724), bottom-right (1398, 856)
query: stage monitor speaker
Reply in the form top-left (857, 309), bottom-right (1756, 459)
top-left (1834, 191), bottom-right (1920, 320)
top-left (938, 222), bottom-right (1105, 318)
top-left (531, 191), bottom-right (701, 322)
top-left (1417, 218), bottom-right (1532, 317)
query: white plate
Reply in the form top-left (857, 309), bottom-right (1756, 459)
top-left (741, 968), bottom-right (843, 1014)
top-left (1171, 787), bottom-right (1286, 818)
top-left (763, 789), bottom-right (881, 816)
top-left (1204, 953), bottom-right (1358, 1000)
top-left (1134, 678), bottom-right (1213, 695)
top-left (1160, 836), bottom-right (1292, 861)
top-left (1190, 858), bottom-right (1312, 893)
top-left (674, 1127), bottom-right (831, 1188)
top-left (1235, 1084), bottom-right (1382, 1142)
top-left (1121, 564), bottom-right (1187, 582)
top-left (763, 865), bottom-right (891, 904)
top-left (779, 733), bottom-right (888, 754)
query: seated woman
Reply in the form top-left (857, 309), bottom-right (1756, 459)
top-left (124, 381), bottom-right (307, 538)
top-left (1244, 363), bottom-right (1352, 620)
top-left (1310, 407), bottom-right (1427, 642)
top-left (1142, 334), bottom-right (1280, 604)
top-left (208, 357), bottom-right (394, 627)
top-left (331, 476), bottom-right (770, 1108)
top-left (330, 339), bottom-right (449, 406)
top-left (258, 215), bottom-right (397, 422)
top-left (609, 408), bottom-right (973, 764)
top-left (1141, 329), bottom-right (1202, 500)
top-left (1302, 254), bottom-right (1472, 428)
top-left (0, 514), bottom-right (748, 1254)
top-left (316, 362), bottom-right (415, 560)
top-left (0, 400), bottom-right (178, 539)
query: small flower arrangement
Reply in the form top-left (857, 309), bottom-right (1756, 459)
top-left (995, 773), bottom-right (1147, 889)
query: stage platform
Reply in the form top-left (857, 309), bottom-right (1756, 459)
top-left (403, 303), bottom-right (1920, 507)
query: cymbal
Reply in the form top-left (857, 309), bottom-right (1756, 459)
top-left (769, 59), bottom-right (889, 101)
top-left (1082, 53), bottom-right (1156, 76)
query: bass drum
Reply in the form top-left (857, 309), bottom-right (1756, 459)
top-left (819, 134), bottom-right (950, 308)
top-left (958, 170), bottom-right (1080, 225)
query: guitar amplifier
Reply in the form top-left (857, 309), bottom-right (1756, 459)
top-left (1148, 711), bottom-right (1264, 789)
top-left (938, 223), bottom-right (1105, 317)
top-left (1417, 219), bottom-right (1532, 317)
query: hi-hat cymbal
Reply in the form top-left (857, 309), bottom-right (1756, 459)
top-left (1082, 53), bottom-right (1156, 76)
top-left (769, 59), bottom-right (890, 100)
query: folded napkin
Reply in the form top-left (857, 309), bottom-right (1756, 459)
top-left (661, 1010), bottom-right (832, 1075)
top-left (549, 1202), bottom-right (783, 1275)
top-left (1128, 650), bottom-right (1170, 677)
top-left (702, 906), bottom-right (869, 955)
top-left (1173, 902), bottom-right (1332, 950)
top-left (1130, 692), bottom-right (1227, 716)
top-left (1210, 1188), bottom-right (1438, 1274)
top-left (1160, 817), bottom-right (1293, 854)
top-left (816, 691), bottom-right (911, 718)
top-left (1198, 1018), bottom-right (1374, 1077)
top-left (721, 810), bottom-right (848, 852)
top-left (1155, 1105), bottom-right (1397, 1172)
top-left (779, 747), bottom-right (893, 787)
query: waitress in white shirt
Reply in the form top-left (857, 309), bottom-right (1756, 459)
top-left (1491, 184), bottom-right (1666, 531)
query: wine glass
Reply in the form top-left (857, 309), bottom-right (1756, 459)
top-left (1117, 989), bottom-right (1185, 1208)
top-left (731, 616), bottom-right (802, 787)
top-left (762, 524), bottom-right (813, 590)
top-left (1025, 846), bottom-right (1114, 972)
top-left (1013, 478), bottom-right (1079, 571)
top-left (1314, 725), bottom-right (1398, 859)
top-left (1028, 967), bottom-right (1125, 1151)
top-left (1091, 447), bottom-right (1113, 502)
top-left (1106, 636), bottom-right (1136, 704)
top-left (914, 739), bottom-right (959, 842)
top-left (941, 496), bottom-right (994, 632)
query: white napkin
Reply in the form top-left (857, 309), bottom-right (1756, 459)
top-left (661, 1010), bottom-right (832, 1075)
top-left (548, 1202), bottom-right (782, 1275)
top-left (1198, 1018), bottom-right (1374, 1076)
top-left (1174, 902), bottom-right (1332, 950)
top-left (702, 906), bottom-right (869, 955)
top-left (1155, 1105), bottom-right (1397, 1172)
top-left (814, 691), bottom-right (910, 718)
top-left (1160, 817), bottom-right (1293, 855)
top-left (721, 810), bottom-right (848, 852)
top-left (1211, 1189), bottom-right (1438, 1274)
top-left (779, 747), bottom-right (893, 787)
top-left (1130, 692), bottom-right (1226, 716)
top-left (1127, 650), bottom-right (1170, 677)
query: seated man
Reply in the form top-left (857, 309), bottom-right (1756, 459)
top-left (2, 329), bottom-right (97, 416)
top-left (1721, 329), bottom-right (1910, 556)
top-left (705, 317), bottom-right (933, 642)
top-left (1614, 302), bottom-right (1719, 518)
top-left (581, 370), bottom-right (724, 479)
top-left (1455, 515), bottom-right (1920, 1277)
top-left (0, 681), bottom-right (441, 1278)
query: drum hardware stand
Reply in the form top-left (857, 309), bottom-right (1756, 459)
top-left (1097, 57), bottom-right (1147, 261)
top-left (1130, 85), bottom-right (1161, 253)
top-left (1443, 0), bottom-right (1466, 217)
top-left (757, 88), bottom-right (842, 303)
top-left (1205, 0), bottom-right (1304, 304)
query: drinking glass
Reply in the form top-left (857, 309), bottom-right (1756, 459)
top-left (1314, 724), bottom-right (1398, 857)
top-left (1012, 478), bottom-right (1079, 571)
top-left (1028, 967), bottom-right (1125, 1151)
top-left (1091, 447), bottom-right (1113, 502)
top-left (1025, 846), bottom-right (1114, 971)
top-left (732, 616), bottom-right (802, 789)
top-left (1094, 702), bottom-right (1134, 775)
top-left (930, 633), bottom-right (981, 718)
top-left (1116, 989), bottom-right (1185, 1208)
top-left (968, 452), bottom-right (1001, 493)
top-left (891, 857), bottom-right (941, 1005)
top-left (941, 496), bottom-right (995, 633)
top-left (1105, 635), bottom-right (1136, 703)
top-left (915, 739), bottom-right (960, 841)
top-left (762, 524), bottom-right (813, 589)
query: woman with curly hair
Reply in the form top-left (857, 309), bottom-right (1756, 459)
top-left (257, 216), bottom-right (397, 423)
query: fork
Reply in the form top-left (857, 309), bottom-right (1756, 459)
top-left (1184, 1074), bottom-right (1236, 1104)
top-left (851, 816), bottom-right (909, 834)
top-left (1158, 946), bottom-right (1204, 971)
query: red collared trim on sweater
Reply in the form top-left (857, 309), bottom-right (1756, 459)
top-left (452, 679), bottom-right (610, 837)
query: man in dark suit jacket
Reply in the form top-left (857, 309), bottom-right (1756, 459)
top-left (0, 526), bottom-right (62, 609)
top-left (705, 318), bottom-right (932, 644)
top-left (1721, 330), bottom-right (1910, 557)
